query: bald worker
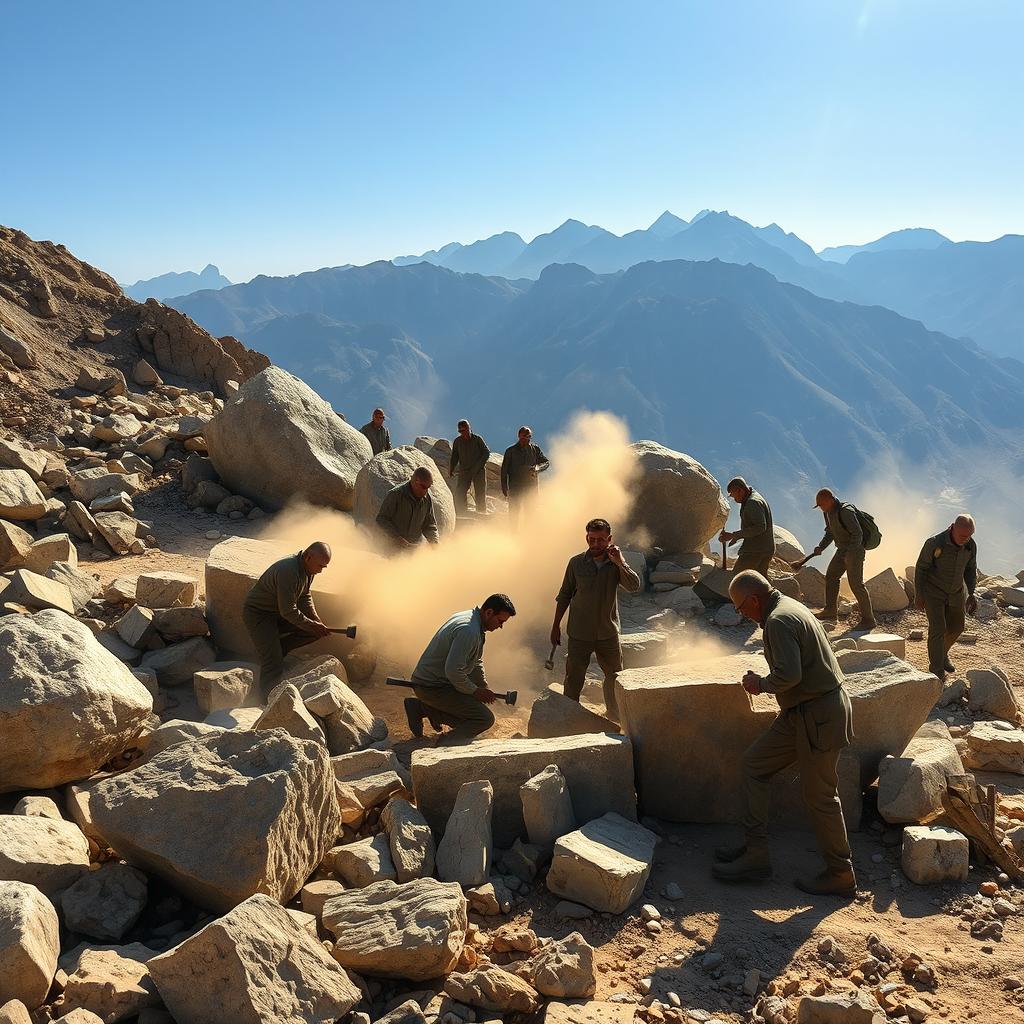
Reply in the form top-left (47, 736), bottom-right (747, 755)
top-left (915, 514), bottom-right (978, 681)
top-left (719, 477), bottom-right (776, 577)
top-left (714, 570), bottom-right (856, 896)
top-left (360, 408), bottom-right (392, 456)
top-left (243, 542), bottom-right (332, 700)
top-left (376, 467), bottom-right (440, 549)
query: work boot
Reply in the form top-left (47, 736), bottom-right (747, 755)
top-left (851, 618), bottom-right (877, 632)
top-left (713, 843), bottom-right (748, 863)
top-left (944, 657), bottom-right (956, 673)
top-left (814, 609), bottom-right (838, 623)
top-left (712, 846), bottom-right (772, 883)
top-left (404, 698), bottom-right (425, 739)
top-left (794, 868), bottom-right (857, 898)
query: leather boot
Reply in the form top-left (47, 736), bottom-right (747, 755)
top-left (944, 657), bottom-right (955, 673)
top-left (404, 698), bottom-right (425, 739)
top-left (814, 609), bottom-right (838, 623)
top-left (713, 843), bottom-right (748, 863)
top-left (794, 868), bottom-right (857, 898)
top-left (851, 618), bottom-right (877, 632)
top-left (712, 846), bottom-right (771, 882)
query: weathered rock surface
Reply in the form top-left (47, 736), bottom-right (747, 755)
top-left (528, 931), bottom-right (596, 998)
top-left (254, 684), bottom-right (325, 744)
top-left (0, 881), bottom-right (59, 1009)
top-left (0, 470), bottom-right (45, 521)
top-left (857, 633), bottom-right (906, 659)
top-left (23, 534), bottom-right (76, 574)
top-left (3, 569), bottom-right (74, 613)
top-left (967, 667), bottom-right (1020, 721)
top-left (963, 722), bottom-right (1024, 773)
top-left (411, 734), bottom-right (635, 848)
top-left (206, 366), bottom-right (373, 511)
top-left (60, 864), bottom-right (148, 942)
top-left (353, 446), bottom-right (456, 537)
top-left (193, 666), bottom-right (253, 715)
top-left (521, 764), bottom-right (576, 851)
top-left (58, 947), bottom-right (159, 1023)
top-left (382, 799), bottom-right (435, 883)
top-left (0, 611), bottom-right (152, 792)
top-left (0, 817), bottom-right (90, 895)
top-left (878, 721), bottom-right (964, 824)
top-left (796, 565), bottom-right (827, 608)
top-left (526, 688), bottom-right (619, 740)
top-left (772, 526), bottom-right (805, 564)
top-left (332, 834), bottom-right (397, 888)
top-left (0, 520), bottom-right (32, 570)
top-left (901, 825), bottom-right (969, 884)
top-left (436, 781), bottom-right (493, 888)
top-left (148, 894), bottom-right (360, 1024)
top-left (45, 563), bottom-right (99, 613)
top-left (546, 813), bottom-right (657, 914)
top-left (625, 441), bottom-right (728, 553)
top-left (88, 730), bottom-right (341, 912)
top-left (139, 637), bottom-right (216, 688)
top-left (134, 573), bottom-right (197, 610)
top-left (323, 878), bottom-right (467, 981)
top-left (333, 750), bottom-right (406, 825)
top-left (620, 629), bottom-right (669, 669)
top-left (68, 469), bottom-right (140, 506)
top-left (797, 991), bottom-right (885, 1023)
top-left (443, 964), bottom-right (539, 1014)
top-left (865, 568), bottom-right (910, 613)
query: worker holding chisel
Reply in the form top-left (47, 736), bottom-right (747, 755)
top-left (403, 594), bottom-right (518, 740)
top-left (719, 477), bottom-right (776, 577)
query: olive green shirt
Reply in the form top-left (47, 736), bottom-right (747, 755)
top-left (360, 422), bottom-right (392, 456)
top-left (556, 551), bottom-right (642, 642)
top-left (376, 481), bottom-right (439, 545)
top-left (734, 489), bottom-right (775, 558)
top-left (411, 607), bottom-right (487, 694)
top-left (817, 501), bottom-right (863, 554)
top-left (915, 529), bottom-right (977, 600)
top-left (501, 442), bottom-right (549, 492)
top-left (450, 433), bottom-right (490, 479)
top-left (243, 551), bottom-right (317, 629)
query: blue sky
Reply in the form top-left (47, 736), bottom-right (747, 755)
top-left (3, 0), bottom-right (1021, 283)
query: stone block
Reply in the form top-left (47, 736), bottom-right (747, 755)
top-left (115, 605), bottom-right (158, 649)
top-left (0, 817), bottom-right (90, 895)
top-left (900, 825), bottom-right (969, 884)
top-left (620, 629), bottom-right (668, 668)
top-left (151, 605), bottom-right (209, 642)
top-left (254, 684), bottom-right (325, 745)
top-left (540, 1001), bottom-right (637, 1023)
top-left (24, 534), bottom-right (76, 574)
top-left (0, 880), bottom-right (60, 1009)
top-left (0, 520), bottom-right (33, 570)
top-left (333, 750), bottom-right (406, 825)
top-left (857, 633), bottom-right (906, 659)
top-left (56, 947), bottom-right (159, 1024)
top-left (4, 570), bottom-right (73, 614)
top-left (546, 813), bottom-right (657, 914)
top-left (193, 667), bottom-right (254, 716)
top-left (134, 572), bottom-right (197, 610)
top-left (865, 568), bottom-right (910, 613)
top-left (139, 638), bottom-right (217, 688)
top-left (967, 667), bottom-right (1020, 721)
top-left (0, 470), bottom-right (46, 521)
top-left (332, 834), bottom-right (397, 888)
top-left (963, 722), bottom-right (1024, 773)
top-left (381, 799), bottom-right (435, 883)
top-left (59, 863), bottom-right (148, 942)
top-left (796, 565), bottom-right (827, 607)
top-left (45, 563), bottom-right (99, 613)
top-left (878, 721), bottom-right (964, 824)
top-left (797, 991), bottom-right (885, 1023)
top-left (521, 765), bottom-right (576, 851)
top-left (411, 734), bottom-right (636, 848)
top-left (436, 781), bottom-right (492, 888)
top-left (526, 687), bottom-right (618, 740)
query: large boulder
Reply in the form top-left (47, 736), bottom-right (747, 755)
top-left (0, 611), bottom-right (152, 793)
top-left (0, 471), bottom-right (45, 522)
top-left (624, 441), bottom-right (728, 554)
top-left (865, 568), bottom-right (910, 613)
top-left (87, 730), bottom-right (341, 912)
top-left (148, 894), bottom-right (360, 1024)
top-left (772, 526), bottom-right (806, 565)
top-left (877, 722), bottom-right (964, 824)
top-left (0, 881), bottom-right (60, 1009)
top-left (353, 446), bottom-right (456, 536)
top-left (56, 947), bottom-right (159, 1023)
top-left (205, 366), bottom-right (373, 511)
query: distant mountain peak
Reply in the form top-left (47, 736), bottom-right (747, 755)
top-left (647, 211), bottom-right (689, 237)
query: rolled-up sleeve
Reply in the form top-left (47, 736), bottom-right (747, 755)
top-left (761, 619), bottom-right (803, 694)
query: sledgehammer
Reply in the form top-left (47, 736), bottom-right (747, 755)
top-left (386, 676), bottom-right (518, 706)
top-left (326, 625), bottom-right (358, 638)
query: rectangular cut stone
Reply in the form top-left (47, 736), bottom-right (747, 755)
top-left (411, 734), bottom-right (636, 847)
top-left (5, 569), bottom-right (74, 614)
top-left (857, 633), bottom-right (907, 659)
top-left (541, 1001), bottom-right (638, 1024)
top-left (546, 812), bottom-right (657, 914)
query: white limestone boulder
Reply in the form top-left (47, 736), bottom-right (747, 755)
top-left (865, 568), bottom-right (910, 613)
top-left (436, 780), bottom-right (493, 888)
top-left (521, 764), bottom-right (576, 852)
top-left (353, 445), bottom-right (456, 537)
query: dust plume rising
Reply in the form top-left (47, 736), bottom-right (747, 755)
top-left (260, 411), bottom-right (640, 694)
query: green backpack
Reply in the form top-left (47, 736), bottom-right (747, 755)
top-left (848, 504), bottom-right (882, 550)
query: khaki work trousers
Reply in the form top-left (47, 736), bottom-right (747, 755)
top-left (733, 552), bottom-right (772, 577)
top-left (413, 685), bottom-right (494, 737)
top-left (742, 701), bottom-right (853, 874)
top-left (563, 636), bottom-right (623, 719)
top-left (824, 547), bottom-right (873, 620)
top-left (243, 608), bottom-right (320, 701)
top-left (923, 587), bottom-right (966, 677)
top-left (454, 470), bottom-right (487, 513)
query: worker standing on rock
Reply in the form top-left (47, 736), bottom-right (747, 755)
top-left (715, 570), bottom-right (857, 897)
top-left (800, 488), bottom-right (877, 632)
top-left (375, 467), bottom-right (440, 549)
top-left (719, 477), bottom-right (775, 577)
top-left (242, 542), bottom-right (332, 700)
top-left (551, 518), bottom-right (641, 723)
top-left (500, 426), bottom-right (549, 526)
top-left (404, 594), bottom-right (517, 740)
top-left (360, 408), bottom-right (392, 456)
top-left (450, 419), bottom-right (490, 514)
top-left (915, 513), bottom-right (978, 681)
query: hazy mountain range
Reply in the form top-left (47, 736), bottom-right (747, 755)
top-left (168, 255), bottom-right (1024, 537)
top-left (123, 264), bottom-right (231, 302)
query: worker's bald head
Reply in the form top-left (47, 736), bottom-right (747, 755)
top-left (729, 570), bottom-right (774, 625)
top-left (951, 513), bottom-right (976, 546)
top-left (302, 542), bottom-right (332, 575)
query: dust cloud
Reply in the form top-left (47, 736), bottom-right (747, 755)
top-left (260, 411), bottom-right (640, 695)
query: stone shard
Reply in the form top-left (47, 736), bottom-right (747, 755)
top-left (901, 825), bottom-right (969, 884)
top-left (963, 722), bottom-right (1024, 774)
top-left (332, 834), bottom-right (398, 888)
top-left (436, 780), bottom-right (493, 888)
top-left (443, 964), bottom-right (539, 1014)
top-left (88, 730), bottom-right (341, 913)
top-left (382, 799), bottom-right (435, 883)
top-left (546, 813), bottom-right (657, 914)
top-left (967, 667), bottom-right (1020, 721)
top-left (353, 445), bottom-right (457, 537)
top-left (333, 750), bottom-right (406, 826)
top-left (0, 880), bottom-right (60, 1010)
top-left (528, 931), bottom-right (596, 998)
top-left (526, 688), bottom-right (618, 740)
top-left (46, 562), bottom-right (100, 613)
top-left (254, 684), bottom-right (325, 745)
top-left (796, 991), bottom-right (885, 1023)
top-left (877, 721), bottom-right (965, 824)
top-left (624, 441), bottom-right (728, 553)
top-left (323, 878), bottom-right (467, 981)
top-left (0, 610), bottom-right (152, 793)
top-left (134, 572), bottom-right (197, 610)
top-left (411, 734), bottom-right (636, 848)
top-left (864, 568), bottom-right (910, 613)
top-left (148, 894), bottom-right (360, 1024)
top-left (521, 764), bottom-right (576, 851)
top-left (59, 864), bottom-right (148, 943)
top-left (0, 520), bottom-right (33, 570)
top-left (0, 817), bottom-right (90, 895)
top-left (0, 470), bottom-right (46, 521)
top-left (58, 947), bottom-right (159, 1023)
top-left (193, 666), bottom-right (254, 716)
top-left (206, 366), bottom-right (373, 511)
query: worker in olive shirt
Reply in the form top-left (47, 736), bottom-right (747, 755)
top-left (243, 542), bottom-right (332, 700)
top-left (714, 570), bottom-right (856, 897)
top-left (915, 513), bottom-right (978, 680)
top-left (719, 476), bottom-right (775, 576)
top-left (551, 518), bottom-right (641, 722)
top-left (449, 419), bottom-right (490, 514)
top-left (802, 488), bottom-right (876, 631)
top-left (405, 594), bottom-right (517, 739)
top-left (375, 467), bottom-right (440, 550)
top-left (501, 425), bottom-right (549, 526)
top-left (360, 408), bottom-right (392, 456)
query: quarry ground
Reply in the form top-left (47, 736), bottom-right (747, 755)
top-left (83, 486), bottom-right (1024, 1024)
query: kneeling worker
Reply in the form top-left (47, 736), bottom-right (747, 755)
top-left (404, 594), bottom-right (517, 739)
top-left (714, 570), bottom-right (857, 897)
top-left (376, 467), bottom-right (440, 549)
top-left (242, 542), bottom-right (332, 700)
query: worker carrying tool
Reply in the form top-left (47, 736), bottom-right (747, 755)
top-left (402, 593), bottom-right (517, 741)
top-left (719, 477), bottom-right (776, 577)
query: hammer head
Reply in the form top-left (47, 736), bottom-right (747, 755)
top-left (344, 625), bottom-right (357, 639)
top-left (504, 690), bottom-right (518, 706)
